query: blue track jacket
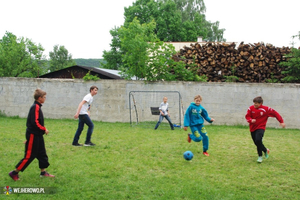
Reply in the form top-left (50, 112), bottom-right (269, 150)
top-left (184, 102), bottom-right (212, 127)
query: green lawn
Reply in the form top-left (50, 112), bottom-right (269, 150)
top-left (1, 117), bottom-right (299, 200)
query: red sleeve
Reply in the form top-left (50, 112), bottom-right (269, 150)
top-left (245, 106), bottom-right (252, 123)
top-left (35, 104), bottom-right (46, 131)
top-left (267, 107), bottom-right (284, 123)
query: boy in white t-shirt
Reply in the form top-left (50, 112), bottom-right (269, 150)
top-left (72, 86), bottom-right (98, 146)
top-left (154, 97), bottom-right (174, 130)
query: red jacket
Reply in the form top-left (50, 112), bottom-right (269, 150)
top-left (245, 105), bottom-right (284, 132)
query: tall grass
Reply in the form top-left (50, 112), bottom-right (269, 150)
top-left (1, 117), bottom-right (299, 199)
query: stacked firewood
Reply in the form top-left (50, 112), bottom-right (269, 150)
top-left (173, 42), bottom-right (291, 82)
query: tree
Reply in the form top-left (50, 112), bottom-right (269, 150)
top-left (0, 31), bottom-right (46, 77)
top-left (124, 0), bottom-right (225, 42)
top-left (280, 48), bottom-right (300, 83)
top-left (118, 17), bottom-right (157, 79)
top-left (101, 27), bottom-right (123, 69)
top-left (103, 0), bottom-right (226, 78)
top-left (48, 45), bottom-right (76, 72)
top-left (118, 17), bottom-right (202, 81)
top-left (165, 0), bottom-right (206, 22)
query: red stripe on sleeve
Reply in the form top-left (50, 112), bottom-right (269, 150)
top-left (35, 104), bottom-right (45, 131)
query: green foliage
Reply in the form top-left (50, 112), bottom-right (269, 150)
top-left (171, 0), bottom-right (206, 22)
top-left (103, 0), bottom-right (226, 79)
top-left (0, 31), bottom-right (47, 77)
top-left (195, 74), bottom-right (208, 82)
top-left (74, 58), bottom-right (104, 67)
top-left (170, 59), bottom-right (205, 81)
top-left (82, 71), bottom-right (100, 81)
top-left (224, 75), bottom-right (239, 82)
top-left (119, 17), bottom-right (158, 80)
top-left (124, 0), bottom-right (224, 42)
top-left (118, 18), bottom-right (204, 81)
top-left (265, 73), bottom-right (279, 83)
top-left (279, 48), bottom-right (300, 83)
top-left (1, 117), bottom-right (300, 199)
top-left (224, 65), bottom-right (239, 82)
top-left (102, 27), bottom-right (123, 70)
top-left (145, 41), bottom-right (177, 81)
top-left (49, 45), bottom-right (76, 72)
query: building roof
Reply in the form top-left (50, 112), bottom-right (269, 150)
top-left (39, 65), bottom-right (123, 79)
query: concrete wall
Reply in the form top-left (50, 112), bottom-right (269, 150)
top-left (0, 77), bottom-right (299, 129)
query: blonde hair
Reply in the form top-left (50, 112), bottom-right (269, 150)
top-left (194, 95), bottom-right (202, 101)
top-left (34, 89), bottom-right (46, 100)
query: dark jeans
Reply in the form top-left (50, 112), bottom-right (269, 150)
top-left (73, 114), bottom-right (94, 144)
top-left (251, 129), bottom-right (267, 157)
top-left (154, 115), bottom-right (174, 130)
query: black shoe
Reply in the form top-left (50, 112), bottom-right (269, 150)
top-left (72, 143), bottom-right (83, 146)
top-left (84, 141), bottom-right (95, 146)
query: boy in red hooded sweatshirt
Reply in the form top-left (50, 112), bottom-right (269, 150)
top-left (245, 96), bottom-right (285, 163)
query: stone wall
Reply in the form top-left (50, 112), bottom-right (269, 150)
top-left (0, 77), bottom-right (299, 129)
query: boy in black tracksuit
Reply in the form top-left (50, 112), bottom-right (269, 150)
top-left (9, 89), bottom-right (55, 181)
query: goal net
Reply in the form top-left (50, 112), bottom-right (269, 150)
top-left (129, 91), bottom-right (183, 129)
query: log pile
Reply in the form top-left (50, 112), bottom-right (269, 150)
top-left (173, 42), bottom-right (291, 82)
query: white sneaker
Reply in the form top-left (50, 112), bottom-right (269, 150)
top-left (257, 156), bottom-right (263, 163)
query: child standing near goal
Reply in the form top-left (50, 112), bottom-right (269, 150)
top-left (9, 89), bottom-right (54, 181)
top-left (184, 95), bottom-right (214, 156)
top-left (154, 97), bottom-right (174, 130)
top-left (245, 96), bottom-right (285, 163)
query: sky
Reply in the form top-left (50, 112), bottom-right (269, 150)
top-left (0, 0), bottom-right (299, 59)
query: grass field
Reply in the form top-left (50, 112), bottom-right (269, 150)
top-left (1, 116), bottom-right (299, 200)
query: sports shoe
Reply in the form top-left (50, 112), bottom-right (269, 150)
top-left (84, 141), bottom-right (96, 146)
top-left (9, 171), bottom-right (19, 181)
top-left (257, 156), bottom-right (263, 163)
top-left (72, 143), bottom-right (83, 146)
top-left (265, 149), bottom-right (270, 159)
top-left (40, 171), bottom-right (55, 177)
top-left (203, 152), bottom-right (209, 156)
top-left (187, 134), bottom-right (191, 143)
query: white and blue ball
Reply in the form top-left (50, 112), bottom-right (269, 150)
top-left (183, 151), bottom-right (193, 161)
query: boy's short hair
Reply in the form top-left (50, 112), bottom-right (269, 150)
top-left (194, 95), bottom-right (202, 101)
top-left (253, 96), bottom-right (263, 104)
top-left (34, 89), bottom-right (46, 100)
top-left (90, 85), bottom-right (98, 92)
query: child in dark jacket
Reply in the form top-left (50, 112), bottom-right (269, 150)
top-left (9, 89), bottom-right (54, 181)
top-left (184, 95), bottom-right (214, 156)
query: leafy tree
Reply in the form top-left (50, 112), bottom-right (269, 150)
top-left (280, 48), bottom-right (300, 83)
top-left (163, 0), bottom-right (206, 22)
top-left (0, 31), bottom-right (46, 77)
top-left (101, 27), bottom-right (123, 69)
top-left (124, 0), bottom-right (224, 42)
top-left (103, 0), bottom-right (226, 73)
top-left (119, 17), bottom-right (202, 81)
top-left (118, 18), bottom-right (157, 80)
top-left (48, 45), bottom-right (76, 72)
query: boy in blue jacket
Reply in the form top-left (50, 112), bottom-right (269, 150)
top-left (183, 95), bottom-right (215, 156)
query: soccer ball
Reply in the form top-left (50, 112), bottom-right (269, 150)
top-left (183, 151), bottom-right (193, 161)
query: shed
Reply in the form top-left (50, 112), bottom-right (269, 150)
top-left (38, 65), bottom-right (122, 79)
